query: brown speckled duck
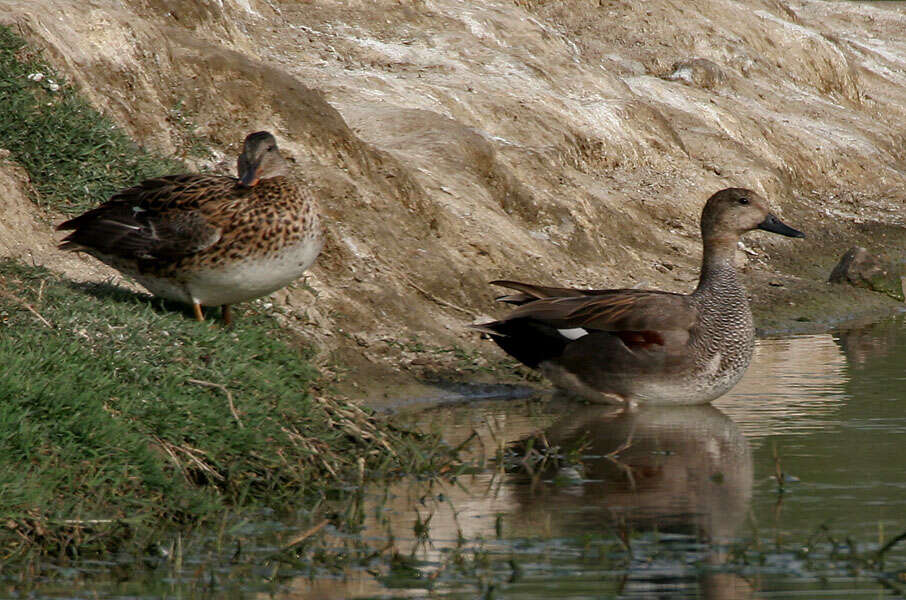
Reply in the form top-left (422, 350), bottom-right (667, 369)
top-left (57, 131), bottom-right (322, 325)
top-left (474, 188), bottom-right (804, 406)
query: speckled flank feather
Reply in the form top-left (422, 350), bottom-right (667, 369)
top-left (57, 132), bottom-right (323, 320)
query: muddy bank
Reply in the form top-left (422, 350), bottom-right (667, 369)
top-left (2, 0), bottom-right (906, 401)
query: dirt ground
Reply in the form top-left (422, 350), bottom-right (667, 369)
top-left (2, 0), bottom-right (906, 401)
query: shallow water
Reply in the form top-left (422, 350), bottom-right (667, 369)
top-left (6, 316), bottom-right (906, 599)
top-left (292, 316), bottom-right (906, 599)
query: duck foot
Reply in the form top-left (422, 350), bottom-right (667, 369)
top-left (222, 304), bottom-right (233, 326)
top-left (193, 302), bottom-right (204, 322)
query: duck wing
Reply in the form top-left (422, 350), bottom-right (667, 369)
top-left (57, 175), bottom-right (237, 260)
top-left (490, 279), bottom-right (603, 305)
top-left (503, 290), bottom-right (697, 336)
top-left (475, 287), bottom-right (697, 368)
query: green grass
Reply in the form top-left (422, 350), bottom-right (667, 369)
top-left (0, 23), bottom-right (460, 561)
top-left (0, 24), bottom-right (181, 215)
top-left (0, 260), bottom-right (455, 557)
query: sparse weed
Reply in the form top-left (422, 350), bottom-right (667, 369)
top-left (0, 24), bottom-right (181, 215)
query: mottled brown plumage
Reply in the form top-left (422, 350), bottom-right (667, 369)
top-left (57, 132), bottom-right (323, 324)
top-left (474, 188), bottom-right (805, 406)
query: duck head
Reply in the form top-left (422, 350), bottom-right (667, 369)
top-left (701, 187), bottom-right (805, 242)
top-left (237, 131), bottom-right (290, 187)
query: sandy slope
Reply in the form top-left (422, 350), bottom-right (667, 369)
top-left (2, 0), bottom-right (905, 389)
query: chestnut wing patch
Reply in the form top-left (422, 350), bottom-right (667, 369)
top-left (613, 330), bottom-right (666, 349)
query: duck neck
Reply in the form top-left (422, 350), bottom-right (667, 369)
top-left (694, 235), bottom-right (743, 295)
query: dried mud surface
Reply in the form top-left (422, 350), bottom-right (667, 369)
top-left (2, 0), bottom-right (906, 400)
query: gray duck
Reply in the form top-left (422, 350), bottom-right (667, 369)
top-left (473, 188), bottom-right (804, 405)
top-left (57, 131), bottom-right (322, 325)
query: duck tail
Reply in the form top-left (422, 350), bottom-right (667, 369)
top-left (470, 318), bottom-right (569, 369)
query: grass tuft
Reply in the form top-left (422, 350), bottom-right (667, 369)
top-left (0, 24), bottom-right (181, 215)
top-left (0, 260), bottom-right (456, 557)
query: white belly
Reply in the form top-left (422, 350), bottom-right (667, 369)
top-left (138, 238), bottom-right (322, 306)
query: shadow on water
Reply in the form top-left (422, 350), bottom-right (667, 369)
top-left (371, 381), bottom-right (540, 414)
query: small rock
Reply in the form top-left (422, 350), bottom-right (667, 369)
top-left (665, 58), bottom-right (727, 90)
top-left (829, 246), bottom-right (884, 285)
top-left (410, 357), bottom-right (443, 370)
top-left (829, 246), bottom-right (904, 301)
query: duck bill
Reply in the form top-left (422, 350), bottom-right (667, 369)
top-left (239, 165), bottom-right (261, 187)
top-left (757, 213), bottom-right (805, 238)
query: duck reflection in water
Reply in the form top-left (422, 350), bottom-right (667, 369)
top-left (510, 403), bottom-right (756, 599)
top-left (833, 319), bottom-right (900, 367)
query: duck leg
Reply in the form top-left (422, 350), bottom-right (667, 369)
top-left (222, 304), bottom-right (233, 326)
top-left (193, 301), bottom-right (204, 322)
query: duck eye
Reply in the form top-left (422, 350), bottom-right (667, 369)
top-left (738, 197), bottom-right (749, 205)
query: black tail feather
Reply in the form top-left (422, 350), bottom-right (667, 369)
top-left (477, 318), bottom-right (569, 369)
